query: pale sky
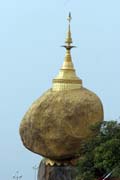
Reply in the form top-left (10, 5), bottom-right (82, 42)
top-left (0, 0), bottom-right (120, 180)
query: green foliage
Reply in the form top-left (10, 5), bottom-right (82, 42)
top-left (77, 121), bottom-right (120, 180)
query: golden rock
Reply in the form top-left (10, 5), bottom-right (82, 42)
top-left (19, 88), bottom-right (103, 160)
top-left (19, 13), bottom-right (104, 161)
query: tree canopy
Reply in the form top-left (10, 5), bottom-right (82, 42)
top-left (77, 121), bottom-right (120, 180)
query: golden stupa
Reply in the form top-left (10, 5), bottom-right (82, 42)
top-left (19, 13), bottom-right (104, 161)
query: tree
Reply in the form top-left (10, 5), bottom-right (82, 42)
top-left (77, 121), bottom-right (120, 180)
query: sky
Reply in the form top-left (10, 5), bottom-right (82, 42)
top-left (0, 0), bottom-right (120, 179)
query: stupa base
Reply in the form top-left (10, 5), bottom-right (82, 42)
top-left (37, 159), bottom-right (77, 180)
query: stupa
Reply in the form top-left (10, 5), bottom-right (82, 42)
top-left (19, 13), bottom-right (104, 179)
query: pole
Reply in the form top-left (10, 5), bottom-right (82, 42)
top-left (33, 165), bottom-right (38, 180)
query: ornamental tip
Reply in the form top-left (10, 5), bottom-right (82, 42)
top-left (67, 12), bottom-right (72, 23)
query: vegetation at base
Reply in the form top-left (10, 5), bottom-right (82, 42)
top-left (76, 121), bottom-right (120, 180)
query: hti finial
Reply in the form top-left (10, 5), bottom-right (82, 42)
top-left (63, 12), bottom-right (76, 49)
top-left (64, 12), bottom-right (73, 48)
top-left (67, 12), bottom-right (72, 23)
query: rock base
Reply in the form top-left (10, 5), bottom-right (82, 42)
top-left (37, 159), bottom-right (77, 180)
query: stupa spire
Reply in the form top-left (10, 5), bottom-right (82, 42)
top-left (65, 12), bottom-right (72, 45)
top-left (52, 13), bottom-right (82, 91)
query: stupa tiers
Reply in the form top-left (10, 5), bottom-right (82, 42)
top-left (19, 13), bottom-right (103, 163)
